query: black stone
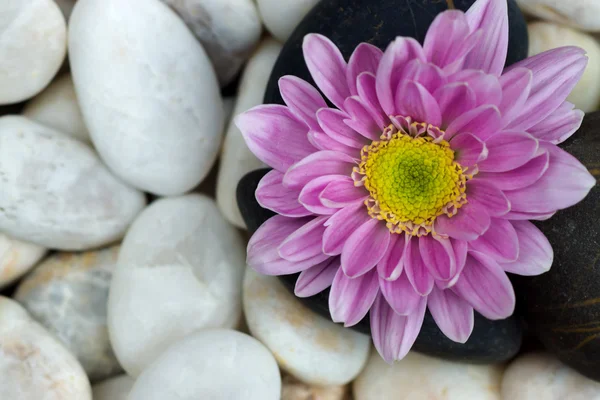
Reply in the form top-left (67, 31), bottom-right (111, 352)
top-left (264, 0), bottom-right (528, 106)
top-left (515, 112), bottom-right (600, 382)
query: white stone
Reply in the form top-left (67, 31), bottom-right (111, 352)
top-left (257, 0), bottom-right (319, 42)
top-left (54, 0), bottom-right (76, 21)
top-left (216, 39), bottom-right (281, 228)
top-left (282, 373), bottom-right (349, 400)
top-left (92, 375), bottom-right (135, 400)
top-left (0, 296), bottom-right (92, 400)
top-left (0, 0), bottom-right (67, 105)
top-left (528, 22), bottom-right (600, 112)
top-left (161, 0), bottom-right (262, 87)
top-left (127, 329), bottom-right (281, 400)
top-left (108, 194), bottom-right (246, 377)
top-left (354, 350), bottom-right (504, 400)
top-left (243, 269), bottom-right (371, 386)
top-left (15, 246), bottom-right (123, 382)
top-left (0, 116), bottom-right (146, 250)
top-left (23, 74), bottom-right (90, 143)
top-left (69, 0), bottom-right (224, 196)
top-left (501, 352), bottom-right (600, 400)
top-left (517, 0), bottom-right (600, 32)
top-left (0, 234), bottom-right (46, 289)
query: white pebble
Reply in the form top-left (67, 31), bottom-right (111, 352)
top-left (0, 234), bottom-right (46, 289)
top-left (161, 0), bottom-right (262, 87)
top-left (216, 39), bottom-right (281, 228)
top-left (528, 21), bottom-right (600, 112)
top-left (257, 0), bottom-right (319, 42)
top-left (0, 116), bottom-right (146, 250)
top-left (0, 296), bottom-right (91, 400)
top-left (15, 246), bottom-right (123, 382)
top-left (23, 74), bottom-right (90, 143)
top-left (108, 194), bottom-right (245, 377)
top-left (517, 0), bottom-right (600, 32)
top-left (92, 375), bottom-right (135, 400)
top-left (243, 269), bottom-right (371, 386)
top-left (127, 330), bottom-right (281, 400)
top-left (0, 0), bottom-right (67, 105)
top-left (69, 0), bottom-right (224, 196)
top-left (501, 352), bottom-right (600, 400)
top-left (282, 374), bottom-right (349, 400)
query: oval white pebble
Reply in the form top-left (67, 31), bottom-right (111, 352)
top-left (528, 21), bottom-right (600, 112)
top-left (517, 0), bottom-right (600, 32)
top-left (243, 269), bottom-right (371, 386)
top-left (216, 38), bottom-right (281, 228)
top-left (15, 246), bottom-right (123, 382)
top-left (69, 0), bottom-right (224, 196)
top-left (92, 375), bottom-right (135, 400)
top-left (501, 352), bottom-right (600, 400)
top-left (257, 0), bottom-right (319, 42)
top-left (0, 0), bottom-right (67, 105)
top-left (0, 234), bottom-right (46, 289)
top-left (353, 350), bottom-right (504, 400)
top-left (161, 0), bottom-right (262, 87)
top-left (23, 74), bottom-right (91, 143)
top-left (0, 296), bottom-right (92, 400)
top-left (108, 194), bottom-right (246, 376)
top-left (128, 329), bottom-right (281, 400)
top-left (0, 116), bottom-right (146, 250)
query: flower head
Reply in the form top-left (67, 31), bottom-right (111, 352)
top-left (236, 0), bottom-right (595, 362)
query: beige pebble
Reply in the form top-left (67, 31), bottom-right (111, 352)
top-left (517, 0), bottom-right (600, 32)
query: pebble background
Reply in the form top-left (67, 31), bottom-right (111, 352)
top-left (0, 0), bottom-right (598, 399)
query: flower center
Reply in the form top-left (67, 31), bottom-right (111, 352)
top-left (353, 120), bottom-right (468, 236)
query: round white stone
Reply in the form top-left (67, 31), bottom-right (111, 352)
top-left (108, 194), bottom-right (246, 377)
top-left (0, 234), bottom-right (46, 289)
top-left (0, 296), bottom-right (92, 400)
top-left (23, 74), bottom-right (90, 143)
top-left (69, 0), bottom-right (224, 196)
top-left (127, 329), bottom-right (281, 400)
top-left (257, 0), bottom-right (319, 42)
top-left (528, 21), bottom-right (600, 112)
top-left (517, 0), bottom-right (600, 32)
top-left (161, 0), bottom-right (262, 87)
top-left (501, 352), bottom-right (600, 399)
top-left (92, 375), bottom-right (135, 400)
top-left (216, 39), bottom-right (281, 228)
top-left (243, 269), bottom-right (371, 386)
top-left (354, 350), bottom-right (504, 400)
top-left (0, 0), bottom-right (67, 105)
top-left (0, 116), bottom-right (146, 250)
top-left (15, 246), bottom-right (123, 382)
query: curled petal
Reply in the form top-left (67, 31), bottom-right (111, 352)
top-left (347, 43), bottom-right (383, 95)
top-left (329, 268), bottom-right (379, 327)
top-left (278, 216), bottom-right (330, 262)
top-left (320, 176), bottom-right (368, 208)
top-left (469, 218), bottom-right (519, 263)
top-left (501, 221), bottom-right (553, 276)
top-left (419, 235), bottom-right (457, 281)
top-left (279, 76), bottom-right (327, 131)
top-left (323, 202), bottom-right (371, 256)
top-left (317, 108), bottom-right (367, 148)
top-left (445, 104), bottom-right (502, 141)
top-left (283, 150), bottom-right (356, 189)
top-left (377, 233), bottom-right (407, 280)
top-left (477, 150), bottom-right (549, 191)
top-left (404, 237), bottom-right (435, 296)
top-left (450, 70), bottom-right (502, 107)
top-left (357, 72), bottom-right (388, 129)
top-left (295, 258), bottom-right (340, 298)
top-left (434, 202), bottom-right (491, 241)
top-left (396, 80), bottom-right (442, 127)
top-left (479, 131), bottom-right (539, 173)
top-left (308, 130), bottom-right (357, 157)
top-left (424, 10), bottom-right (475, 73)
top-left (343, 96), bottom-right (382, 141)
top-left (380, 273), bottom-right (422, 315)
top-left (498, 67), bottom-right (532, 127)
top-left (450, 132), bottom-right (488, 167)
top-left (435, 83), bottom-right (477, 128)
top-left (400, 60), bottom-right (446, 94)
top-left (341, 219), bottom-right (391, 278)
top-left (527, 101), bottom-right (584, 145)
top-left (467, 179), bottom-right (510, 217)
top-left (298, 175), bottom-right (342, 215)
top-left (428, 286), bottom-right (474, 343)
top-left (256, 170), bottom-right (311, 217)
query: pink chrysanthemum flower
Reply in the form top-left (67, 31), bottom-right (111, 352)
top-left (236, 0), bottom-right (596, 362)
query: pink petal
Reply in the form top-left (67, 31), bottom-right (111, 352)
top-left (307, 130), bottom-right (357, 157)
top-left (450, 132), bottom-right (488, 167)
top-left (347, 43), bottom-right (384, 95)
top-left (479, 131), bottom-right (539, 172)
top-left (236, 105), bottom-right (315, 171)
top-left (466, 179), bottom-right (510, 217)
top-left (329, 268), bottom-right (379, 327)
top-left (434, 202), bottom-right (491, 241)
top-left (450, 70), bottom-right (502, 107)
top-left (295, 258), bottom-right (340, 297)
top-left (477, 150), bottom-right (549, 191)
top-left (341, 218), bottom-right (391, 278)
top-left (377, 233), bottom-right (407, 280)
top-left (464, 0), bottom-right (509, 76)
top-left (279, 76), bottom-right (327, 132)
top-left (527, 101), bottom-right (584, 145)
top-left (323, 202), bottom-right (371, 255)
top-left (283, 150), bottom-right (356, 189)
top-left (419, 235), bottom-right (457, 281)
top-left (319, 176), bottom-right (368, 208)
top-left (404, 237), bottom-right (435, 296)
top-left (396, 80), bottom-right (442, 126)
top-left (424, 10), bottom-right (473, 72)
top-left (469, 217), bottom-right (519, 262)
top-left (434, 83), bottom-right (477, 128)
top-left (428, 286), bottom-right (474, 343)
top-left (445, 104), bottom-right (502, 141)
top-left (400, 60), bottom-right (446, 94)
top-left (452, 251), bottom-right (516, 320)
top-left (357, 72), bottom-right (388, 129)
top-left (298, 175), bottom-right (342, 215)
top-left (380, 273), bottom-right (422, 316)
top-left (445, 238), bottom-right (469, 289)
top-left (256, 170), bottom-right (312, 217)
top-left (303, 34), bottom-right (351, 110)
top-left (503, 210), bottom-right (556, 221)
top-left (501, 220), bottom-right (553, 276)
top-left (317, 108), bottom-right (367, 148)
top-left (278, 216), bottom-right (330, 263)
top-left (343, 96), bottom-right (383, 141)
top-left (498, 67), bottom-right (533, 127)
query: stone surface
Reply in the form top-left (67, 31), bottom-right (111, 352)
top-left (23, 74), bottom-right (90, 143)
top-left (15, 246), bottom-right (122, 382)
top-left (0, 296), bottom-right (92, 400)
top-left (0, 116), bottom-right (146, 250)
top-left (501, 352), bottom-right (600, 400)
top-left (515, 111), bottom-right (600, 382)
top-left (257, 0), bottom-right (319, 42)
top-left (353, 350), bottom-right (504, 400)
top-left (243, 268), bottom-right (371, 386)
top-left (161, 0), bottom-right (262, 87)
top-left (282, 374), bottom-right (350, 400)
top-left (517, 0), bottom-right (600, 32)
top-left (0, 0), bottom-right (67, 105)
top-left (127, 329), bottom-right (281, 400)
top-left (0, 234), bottom-right (46, 290)
top-left (92, 375), bottom-right (135, 400)
top-left (69, 0), bottom-right (224, 196)
top-left (264, 0), bottom-right (528, 106)
top-left (216, 39), bottom-right (281, 228)
top-left (528, 22), bottom-right (600, 112)
top-left (108, 194), bottom-right (246, 377)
